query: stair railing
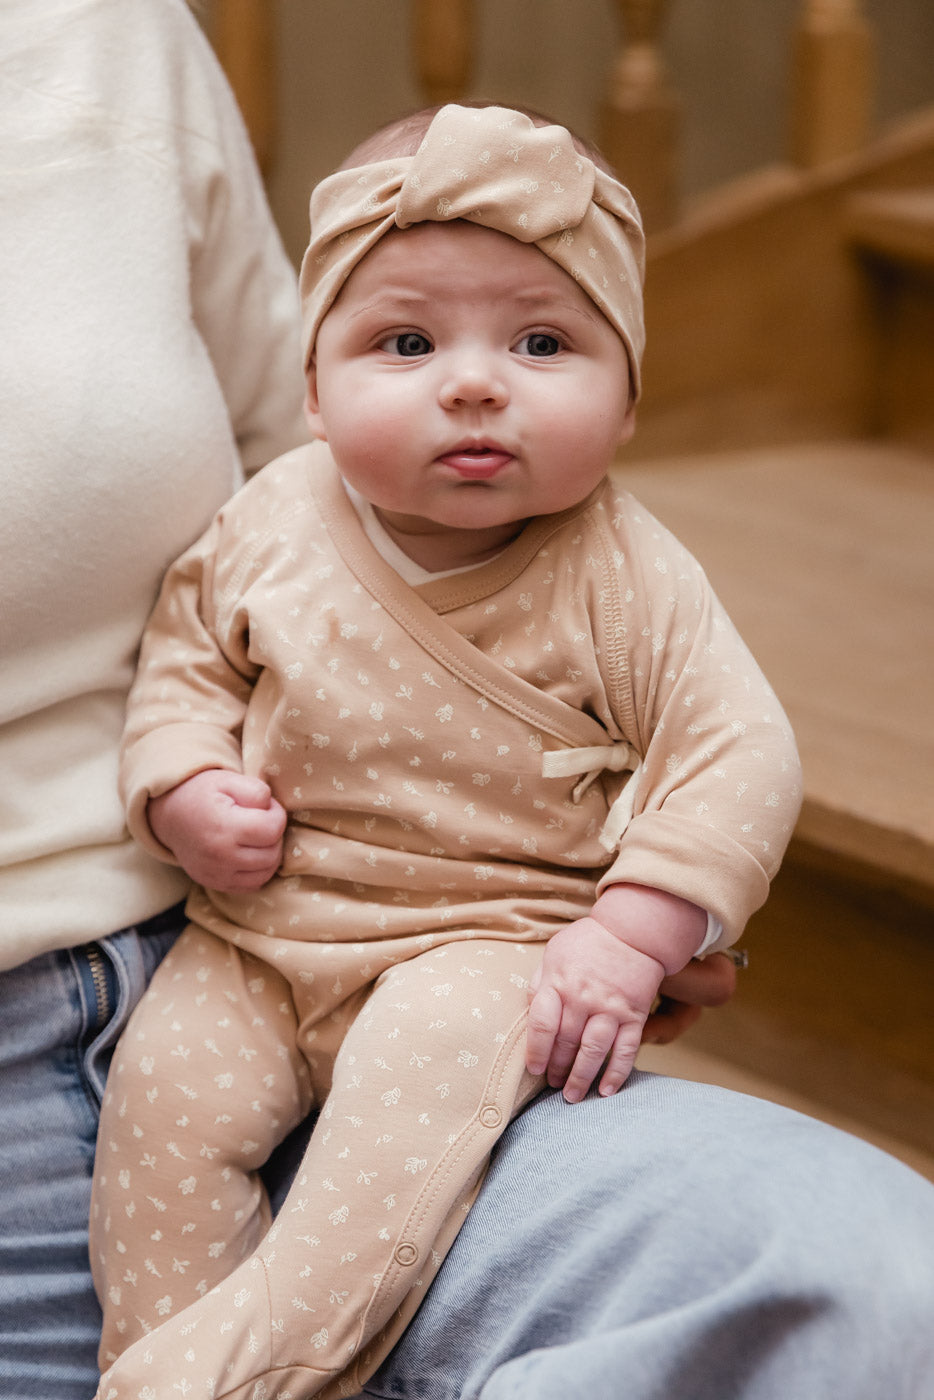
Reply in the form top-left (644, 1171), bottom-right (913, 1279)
top-left (413, 0), bottom-right (474, 106)
top-left (208, 1), bottom-right (879, 230)
top-left (599, 1), bottom-right (680, 234)
top-left (788, 0), bottom-right (875, 169)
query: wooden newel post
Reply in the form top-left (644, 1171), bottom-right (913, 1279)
top-left (599, 0), bottom-right (680, 234)
top-left (413, 0), bottom-right (474, 106)
top-left (211, 0), bottom-right (277, 178)
top-left (789, 0), bottom-right (875, 169)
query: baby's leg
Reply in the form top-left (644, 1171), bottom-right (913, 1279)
top-left (90, 927), bottom-right (312, 1367)
top-left (94, 938), bottom-right (542, 1400)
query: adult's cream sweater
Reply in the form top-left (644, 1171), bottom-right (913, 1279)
top-left (0, 0), bottom-right (306, 971)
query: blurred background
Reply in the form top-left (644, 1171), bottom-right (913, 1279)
top-left (201, 1), bottom-right (934, 1177)
top-left (201, 0), bottom-right (934, 264)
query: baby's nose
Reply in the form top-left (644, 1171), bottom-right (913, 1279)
top-left (438, 355), bottom-right (509, 410)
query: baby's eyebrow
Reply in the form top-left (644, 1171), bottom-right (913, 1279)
top-left (515, 294), bottom-right (599, 322)
top-left (352, 293), bottom-right (598, 322)
top-left (348, 289), bottom-right (432, 320)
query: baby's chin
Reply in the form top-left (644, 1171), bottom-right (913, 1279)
top-left (373, 505), bottom-right (528, 571)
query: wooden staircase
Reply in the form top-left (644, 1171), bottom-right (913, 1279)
top-left (623, 114), bottom-right (934, 1173)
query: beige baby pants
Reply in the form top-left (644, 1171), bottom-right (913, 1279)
top-left (90, 925), bottom-right (542, 1400)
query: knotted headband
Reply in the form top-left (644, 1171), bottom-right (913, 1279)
top-left (299, 104), bottom-right (647, 399)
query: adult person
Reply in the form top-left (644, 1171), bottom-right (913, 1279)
top-left (0, 2), bottom-right (305, 1395)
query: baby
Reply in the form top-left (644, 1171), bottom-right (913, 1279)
top-left (90, 103), bottom-right (801, 1400)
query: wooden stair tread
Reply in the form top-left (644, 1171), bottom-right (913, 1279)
top-left (616, 441), bottom-right (934, 892)
top-left (846, 187), bottom-right (934, 271)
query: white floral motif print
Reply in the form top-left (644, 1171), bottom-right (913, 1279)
top-left (100, 456), bottom-right (801, 1398)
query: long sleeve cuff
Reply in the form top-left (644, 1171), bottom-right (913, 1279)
top-left (596, 811), bottom-right (772, 948)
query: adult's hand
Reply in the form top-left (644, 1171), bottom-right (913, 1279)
top-left (641, 951), bottom-right (739, 1045)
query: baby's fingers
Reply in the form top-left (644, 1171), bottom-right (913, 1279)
top-left (235, 805), bottom-right (287, 850)
top-left (561, 1012), bottom-right (623, 1104)
top-left (525, 983), bottom-right (563, 1077)
top-left (233, 840), bottom-right (284, 879)
top-left (597, 1021), bottom-right (644, 1098)
top-left (220, 772), bottom-right (277, 810)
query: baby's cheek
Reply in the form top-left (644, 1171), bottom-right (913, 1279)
top-left (347, 398), bottom-right (414, 460)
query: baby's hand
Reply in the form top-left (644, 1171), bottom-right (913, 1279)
top-left (525, 917), bottom-right (664, 1103)
top-left (147, 770), bottom-right (287, 892)
top-left (525, 884), bottom-right (706, 1103)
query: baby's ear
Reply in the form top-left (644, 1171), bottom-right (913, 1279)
top-left (303, 366), bottom-right (327, 441)
top-left (616, 399), bottom-right (637, 449)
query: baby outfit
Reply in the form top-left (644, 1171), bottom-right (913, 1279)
top-left (91, 443), bottom-right (801, 1399)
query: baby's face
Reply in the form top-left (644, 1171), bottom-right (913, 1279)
top-left (305, 221), bottom-right (635, 565)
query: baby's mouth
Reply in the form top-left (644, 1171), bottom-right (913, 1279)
top-left (438, 442), bottom-right (513, 478)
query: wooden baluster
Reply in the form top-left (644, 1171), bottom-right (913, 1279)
top-left (789, 0), bottom-right (875, 168)
top-left (599, 0), bottom-right (679, 234)
top-left (413, 0), bottom-right (474, 105)
top-left (210, 0), bottom-right (277, 177)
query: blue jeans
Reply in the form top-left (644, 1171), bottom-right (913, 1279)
top-left (0, 907), bottom-right (183, 1400)
top-left (356, 1075), bottom-right (934, 1400)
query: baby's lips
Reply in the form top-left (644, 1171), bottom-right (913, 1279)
top-left (437, 443), bottom-right (513, 478)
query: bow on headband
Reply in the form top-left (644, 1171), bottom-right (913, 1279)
top-left (298, 104), bottom-right (647, 399)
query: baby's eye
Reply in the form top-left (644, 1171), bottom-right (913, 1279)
top-left (381, 332), bottom-right (433, 357)
top-left (516, 332), bottom-right (562, 358)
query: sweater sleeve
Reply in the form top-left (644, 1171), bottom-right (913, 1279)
top-left (182, 11), bottom-right (307, 475)
top-left (119, 508), bottom-right (259, 862)
top-left (594, 490), bottom-right (802, 947)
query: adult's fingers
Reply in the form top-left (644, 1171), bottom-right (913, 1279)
top-left (642, 952), bottom-right (742, 1045)
top-left (657, 951), bottom-right (738, 1009)
top-left (641, 999), bottom-right (702, 1046)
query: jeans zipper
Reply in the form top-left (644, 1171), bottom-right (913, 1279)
top-left (83, 943), bottom-right (114, 1032)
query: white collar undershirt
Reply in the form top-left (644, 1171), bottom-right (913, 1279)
top-left (341, 479), bottom-right (502, 583)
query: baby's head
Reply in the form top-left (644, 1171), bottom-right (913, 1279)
top-left (299, 104), bottom-right (646, 567)
top-left (301, 103), bottom-right (645, 395)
